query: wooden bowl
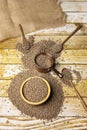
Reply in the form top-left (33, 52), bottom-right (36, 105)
top-left (20, 76), bottom-right (51, 105)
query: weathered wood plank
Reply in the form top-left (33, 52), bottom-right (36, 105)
top-left (0, 80), bottom-right (87, 97)
top-left (0, 64), bottom-right (23, 80)
top-left (38, 125), bottom-right (87, 130)
top-left (29, 24), bottom-right (87, 36)
top-left (0, 80), bottom-right (10, 97)
top-left (0, 97), bottom-right (86, 117)
top-left (0, 38), bottom-right (19, 49)
top-left (0, 117), bottom-right (86, 130)
top-left (0, 79), bottom-right (76, 97)
top-left (63, 79), bottom-right (87, 97)
top-left (0, 79), bottom-right (87, 97)
top-left (38, 116), bottom-right (87, 129)
top-left (61, 2), bottom-right (87, 12)
top-left (0, 49), bottom-right (87, 64)
top-left (0, 64), bottom-right (87, 79)
top-left (0, 49), bottom-right (22, 63)
top-left (67, 13), bottom-right (87, 23)
top-left (0, 24), bottom-right (87, 48)
top-left (0, 124), bottom-right (86, 130)
top-left (51, 122), bottom-right (87, 130)
top-left (35, 36), bottom-right (87, 50)
top-left (0, 36), bottom-right (87, 49)
top-left (58, 50), bottom-right (87, 64)
top-left (58, 97), bottom-right (87, 117)
top-left (62, 0), bottom-right (87, 2)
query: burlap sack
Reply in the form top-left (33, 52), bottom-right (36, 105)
top-left (0, 0), bottom-right (66, 41)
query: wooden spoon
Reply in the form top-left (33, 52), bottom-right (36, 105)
top-left (56, 25), bottom-right (82, 53)
top-left (19, 24), bottom-right (31, 50)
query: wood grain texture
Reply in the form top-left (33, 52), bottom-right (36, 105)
top-left (0, 64), bottom-right (87, 79)
top-left (0, 116), bottom-right (86, 130)
top-left (0, 64), bottom-right (23, 79)
top-left (0, 24), bottom-right (87, 42)
top-left (62, 0), bottom-right (87, 2)
top-left (66, 13), bottom-right (87, 23)
top-left (0, 35), bottom-right (87, 49)
top-left (0, 97), bottom-right (86, 117)
top-left (0, 79), bottom-right (87, 97)
top-left (61, 2), bottom-right (87, 12)
top-left (29, 24), bottom-right (87, 36)
top-left (58, 49), bottom-right (87, 64)
top-left (0, 49), bottom-right (87, 64)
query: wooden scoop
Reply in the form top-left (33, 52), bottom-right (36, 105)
top-left (19, 24), bottom-right (31, 50)
top-left (56, 25), bottom-right (82, 53)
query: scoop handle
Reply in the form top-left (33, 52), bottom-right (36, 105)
top-left (62, 25), bottom-right (82, 46)
top-left (19, 24), bottom-right (26, 40)
top-left (69, 80), bottom-right (87, 112)
top-left (52, 68), bottom-right (63, 78)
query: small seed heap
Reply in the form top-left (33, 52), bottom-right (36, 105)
top-left (21, 40), bottom-right (63, 70)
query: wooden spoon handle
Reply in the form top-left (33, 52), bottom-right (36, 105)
top-left (19, 24), bottom-right (26, 40)
top-left (70, 80), bottom-right (87, 112)
top-left (62, 25), bottom-right (82, 46)
top-left (19, 24), bottom-right (31, 50)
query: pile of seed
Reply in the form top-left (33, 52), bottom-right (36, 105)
top-left (62, 68), bottom-right (73, 86)
top-left (61, 68), bottom-right (81, 86)
top-left (23, 77), bottom-right (48, 102)
top-left (20, 40), bottom-right (63, 70)
top-left (8, 69), bottom-right (64, 120)
top-left (36, 54), bottom-right (52, 68)
top-left (16, 36), bottom-right (34, 53)
top-left (73, 70), bottom-right (81, 83)
top-left (8, 38), bottom-right (82, 121)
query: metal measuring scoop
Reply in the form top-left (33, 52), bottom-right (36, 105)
top-left (34, 52), bottom-right (63, 78)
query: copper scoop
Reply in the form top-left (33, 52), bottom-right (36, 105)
top-left (34, 52), bottom-right (63, 78)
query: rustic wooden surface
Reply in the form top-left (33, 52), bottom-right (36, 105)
top-left (0, 0), bottom-right (87, 129)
